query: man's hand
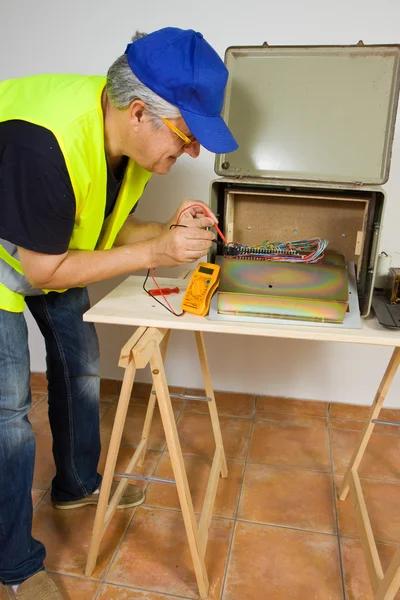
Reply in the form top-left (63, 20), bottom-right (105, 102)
top-left (167, 199), bottom-right (218, 231)
top-left (115, 200), bottom-right (218, 248)
top-left (149, 223), bottom-right (215, 267)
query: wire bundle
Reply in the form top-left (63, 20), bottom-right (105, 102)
top-left (223, 237), bottom-right (328, 263)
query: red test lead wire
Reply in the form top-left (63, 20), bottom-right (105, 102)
top-left (150, 270), bottom-right (183, 316)
top-left (146, 203), bottom-right (224, 316)
top-left (175, 203), bottom-right (227, 243)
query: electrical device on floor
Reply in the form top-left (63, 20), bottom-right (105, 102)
top-left (205, 41), bottom-right (400, 328)
top-left (181, 262), bottom-right (221, 316)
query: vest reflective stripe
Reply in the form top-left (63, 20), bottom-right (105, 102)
top-left (0, 240), bottom-right (45, 296)
top-left (0, 257), bottom-right (44, 295)
top-left (1, 239), bottom-right (18, 258)
top-left (0, 74), bottom-right (152, 312)
top-left (0, 239), bottom-right (23, 272)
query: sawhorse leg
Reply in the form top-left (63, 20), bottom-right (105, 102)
top-left (85, 326), bottom-right (164, 577)
top-left (85, 327), bottom-right (227, 599)
top-left (338, 347), bottom-right (400, 600)
top-left (137, 329), bottom-right (171, 467)
top-left (195, 331), bottom-right (228, 478)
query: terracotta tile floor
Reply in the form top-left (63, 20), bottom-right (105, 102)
top-left (2, 382), bottom-right (400, 599)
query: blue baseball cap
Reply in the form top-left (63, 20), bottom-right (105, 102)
top-left (124, 27), bottom-right (238, 154)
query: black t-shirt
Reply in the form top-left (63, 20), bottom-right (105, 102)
top-left (0, 120), bottom-right (130, 255)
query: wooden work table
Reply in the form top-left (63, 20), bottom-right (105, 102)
top-left (83, 275), bottom-right (400, 600)
top-left (85, 275), bottom-right (400, 347)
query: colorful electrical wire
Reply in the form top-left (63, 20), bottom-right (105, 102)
top-left (223, 237), bottom-right (328, 263)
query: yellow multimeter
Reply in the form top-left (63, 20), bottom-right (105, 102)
top-left (181, 262), bottom-right (220, 316)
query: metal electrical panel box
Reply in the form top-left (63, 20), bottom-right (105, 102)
top-left (210, 42), bottom-right (400, 318)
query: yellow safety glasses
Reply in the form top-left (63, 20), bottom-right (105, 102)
top-left (161, 117), bottom-right (196, 146)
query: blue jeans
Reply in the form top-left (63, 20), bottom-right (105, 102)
top-left (0, 287), bottom-right (101, 585)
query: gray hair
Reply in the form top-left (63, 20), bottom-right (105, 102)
top-left (106, 31), bottom-right (181, 127)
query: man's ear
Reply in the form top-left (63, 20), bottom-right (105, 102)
top-left (129, 100), bottom-right (146, 127)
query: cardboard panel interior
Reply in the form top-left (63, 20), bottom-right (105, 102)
top-left (224, 189), bottom-right (371, 275)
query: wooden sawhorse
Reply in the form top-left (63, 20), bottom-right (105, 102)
top-left (84, 326), bottom-right (227, 598)
top-left (339, 347), bottom-right (400, 600)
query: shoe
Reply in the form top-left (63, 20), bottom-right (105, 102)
top-left (51, 481), bottom-right (145, 510)
top-left (4, 571), bottom-right (63, 599)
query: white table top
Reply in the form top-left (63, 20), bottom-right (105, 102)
top-left (84, 276), bottom-right (400, 348)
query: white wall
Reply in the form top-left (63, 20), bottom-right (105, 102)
top-left (2, 0), bottom-right (400, 405)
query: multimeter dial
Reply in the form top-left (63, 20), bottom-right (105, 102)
top-left (191, 279), bottom-right (206, 298)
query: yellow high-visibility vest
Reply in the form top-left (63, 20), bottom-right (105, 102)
top-left (0, 74), bottom-right (152, 311)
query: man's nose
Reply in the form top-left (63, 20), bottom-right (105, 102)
top-left (184, 141), bottom-right (201, 158)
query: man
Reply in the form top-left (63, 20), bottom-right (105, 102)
top-left (0, 27), bottom-right (237, 599)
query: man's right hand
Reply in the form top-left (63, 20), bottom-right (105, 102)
top-left (148, 224), bottom-right (215, 267)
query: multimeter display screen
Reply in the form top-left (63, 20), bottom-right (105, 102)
top-left (198, 266), bottom-right (214, 275)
